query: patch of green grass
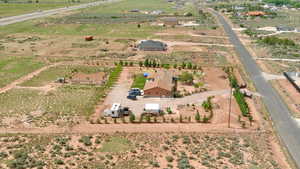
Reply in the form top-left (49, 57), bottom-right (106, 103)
top-left (106, 65), bottom-right (122, 88)
top-left (81, 0), bottom-right (176, 14)
top-left (99, 136), bottom-right (132, 153)
top-left (131, 74), bottom-right (146, 89)
top-left (0, 56), bottom-right (44, 88)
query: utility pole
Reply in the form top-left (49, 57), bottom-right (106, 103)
top-left (228, 85), bottom-right (232, 128)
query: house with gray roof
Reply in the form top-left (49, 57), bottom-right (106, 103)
top-left (137, 40), bottom-right (167, 51)
top-left (284, 72), bottom-right (300, 92)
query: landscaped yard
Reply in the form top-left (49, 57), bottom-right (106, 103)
top-left (131, 73), bottom-right (146, 89)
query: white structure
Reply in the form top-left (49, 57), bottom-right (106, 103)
top-left (144, 103), bottom-right (161, 114)
top-left (104, 103), bottom-right (123, 118)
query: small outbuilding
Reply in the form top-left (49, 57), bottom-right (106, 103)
top-left (276, 26), bottom-right (296, 32)
top-left (161, 17), bottom-right (179, 26)
top-left (137, 40), bottom-right (167, 51)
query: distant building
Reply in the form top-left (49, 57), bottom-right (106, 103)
top-left (276, 26), bottom-right (296, 32)
top-left (246, 11), bottom-right (266, 16)
top-left (161, 17), bottom-right (179, 26)
top-left (129, 9), bottom-right (140, 12)
top-left (234, 6), bottom-right (245, 11)
top-left (143, 70), bottom-right (175, 97)
top-left (150, 10), bottom-right (163, 15)
top-left (71, 72), bottom-right (106, 85)
top-left (137, 40), bottom-right (167, 51)
top-left (284, 72), bottom-right (300, 92)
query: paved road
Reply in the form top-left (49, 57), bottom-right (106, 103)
top-left (0, 0), bottom-right (119, 26)
top-left (212, 11), bottom-right (300, 168)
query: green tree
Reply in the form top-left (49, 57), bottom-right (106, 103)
top-left (144, 59), bottom-right (149, 67)
top-left (179, 72), bottom-right (194, 85)
top-left (146, 115), bottom-right (151, 123)
top-left (139, 61), bottom-right (143, 67)
top-left (119, 60), bottom-right (124, 66)
top-left (187, 62), bottom-right (193, 69)
top-left (130, 113), bottom-right (135, 123)
top-left (181, 62), bottom-right (186, 69)
top-left (195, 111), bottom-right (200, 122)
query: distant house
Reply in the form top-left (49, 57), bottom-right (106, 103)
top-left (71, 72), bottom-right (106, 85)
top-left (150, 10), bottom-right (163, 15)
top-left (276, 26), bottom-right (296, 32)
top-left (129, 9), bottom-right (140, 12)
top-left (234, 6), bottom-right (245, 11)
top-left (284, 72), bottom-right (300, 92)
top-left (161, 17), bottom-right (179, 26)
top-left (246, 11), bottom-right (266, 16)
top-left (137, 40), bottom-right (167, 51)
top-left (143, 70), bottom-right (175, 97)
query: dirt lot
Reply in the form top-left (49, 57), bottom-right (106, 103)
top-left (0, 132), bottom-right (290, 169)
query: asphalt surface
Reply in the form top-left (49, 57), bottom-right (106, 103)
top-left (212, 11), bottom-right (300, 168)
top-left (0, 0), bottom-right (119, 26)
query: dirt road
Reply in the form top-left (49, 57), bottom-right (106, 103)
top-left (0, 123), bottom-right (260, 134)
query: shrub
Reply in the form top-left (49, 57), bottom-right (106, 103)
top-left (259, 36), bottom-right (296, 46)
top-left (145, 115), bottom-right (151, 123)
top-left (54, 159), bottom-right (64, 165)
top-left (149, 161), bottom-right (160, 168)
top-left (203, 115), bottom-right (209, 123)
top-left (166, 156), bottom-right (174, 162)
top-left (79, 136), bottom-right (92, 146)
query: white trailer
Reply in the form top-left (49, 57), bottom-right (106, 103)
top-left (144, 103), bottom-right (161, 115)
top-left (104, 103), bottom-right (123, 118)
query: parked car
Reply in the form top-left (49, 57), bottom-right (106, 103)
top-left (122, 107), bottom-right (131, 116)
top-left (127, 94), bottom-right (137, 100)
top-left (129, 88), bottom-right (144, 96)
